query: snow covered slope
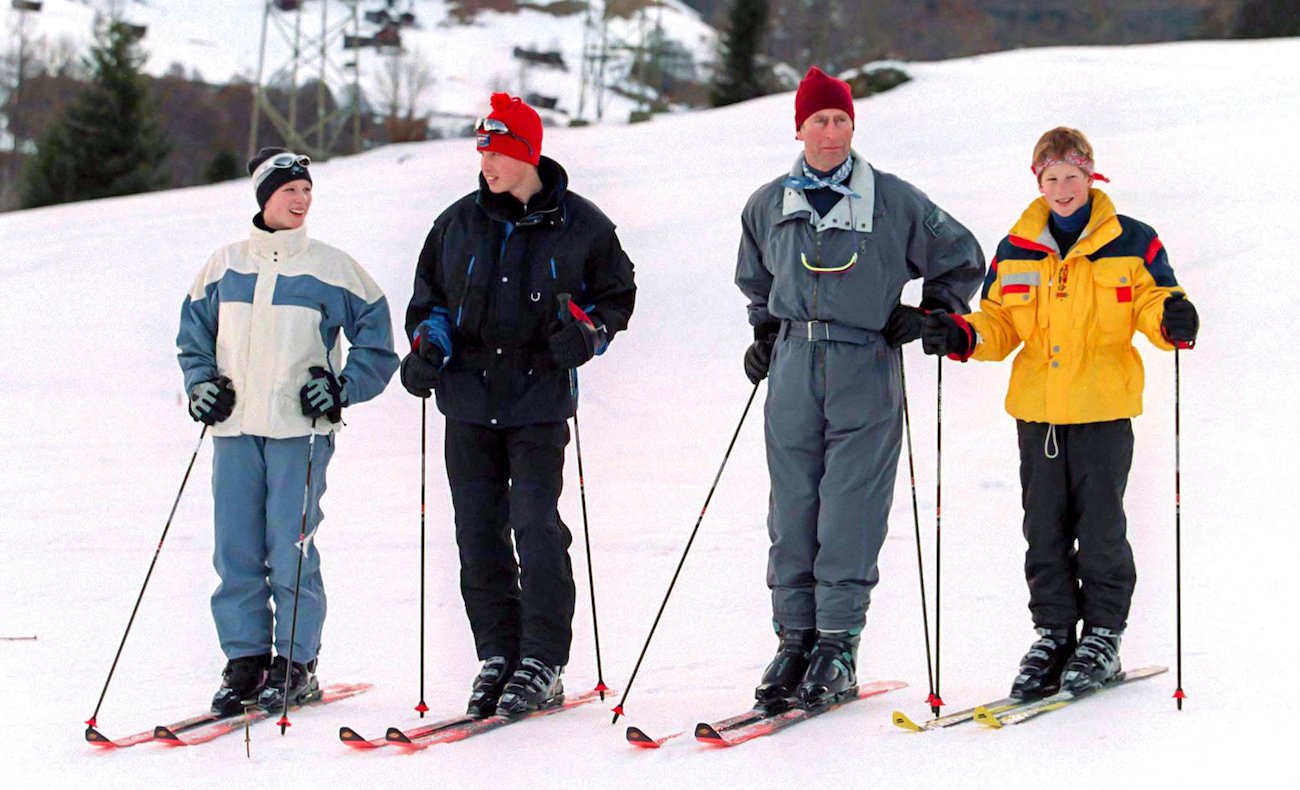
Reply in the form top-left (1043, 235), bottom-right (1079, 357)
top-left (13, 0), bottom-right (716, 122)
top-left (0, 38), bottom-right (1295, 787)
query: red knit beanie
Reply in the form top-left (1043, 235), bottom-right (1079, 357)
top-left (476, 92), bottom-right (542, 167)
top-left (794, 66), bottom-right (855, 131)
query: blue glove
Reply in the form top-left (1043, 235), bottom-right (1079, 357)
top-left (189, 376), bottom-right (235, 425)
top-left (300, 367), bottom-right (346, 423)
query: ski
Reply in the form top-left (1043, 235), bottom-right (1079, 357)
top-left (386, 687), bottom-right (609, 751)
top-left (694, 680), bottom-right (907, 747)
top-left (156, 683), bottom-right (371, 746)
top-left (340, 711), bottom-right (476, 750)
top-left (626, 708), bottom-right (768, 749)
top-left (891, 695), bottom-right (1021, 732)
top-left (86, 711), bottom-right (219, 749)
top-left (974, 665), bottom-right (1168, 728)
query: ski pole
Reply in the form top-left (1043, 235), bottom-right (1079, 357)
top-left (1174, 345), bottom-right (1186, 710)
top-left (416, 398), bottom-right (429, 718)
top-left (611, 381), bottom-right (761, 724)
top-left (569, 368), bottom-right (608, 699)
top-left (899, 351), bottom-right (936, 712)
top-left (86, 425), bottom-right (207, 731)
top-left (933, 357), bottom-right (944, 716)
top-left (279, 420), bottom-right (318, 735)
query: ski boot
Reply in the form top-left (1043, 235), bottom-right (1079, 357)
top-left (1009, 626), bottom-right (1077, 701)
top-left (1060, 625), bottom-right (1122, 695)
top-left (467, 655), bottom-right (516, 718)
top-left (210, 653), bottom-right (271, 716)
top-left (796, 630), bottom-right (860, 709)
top-left (494, 657), bottom-right (564, 717)
top-left (257, 656), bottom-right (320, 710)
top-left (754, 625), bottom-right (816, 714)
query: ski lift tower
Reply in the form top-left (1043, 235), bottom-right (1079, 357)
top-left (247, 0), bottom-right (365, 161)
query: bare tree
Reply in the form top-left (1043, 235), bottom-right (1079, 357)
top-left (371, 47), bottom-right (434, 143)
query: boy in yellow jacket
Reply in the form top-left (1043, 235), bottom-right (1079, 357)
top-left (921, 128), bottom-right (1199, 699)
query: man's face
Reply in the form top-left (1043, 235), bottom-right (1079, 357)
top-left (480, 151), bottom-right (533, 195)
top-left (262, 179), bottom-right (312, 230)
top-left (1037, 163), bottom-right (1090, 218)
top-left (797, 109), bottom-right (854, 171)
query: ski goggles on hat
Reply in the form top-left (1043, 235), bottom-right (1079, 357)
top-left (475, 117), bottom-right (534, 157)
top-left (252, 153), bottom-right (311, 189)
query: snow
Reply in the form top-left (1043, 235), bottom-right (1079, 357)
top-left (11, 0), bottom-right (717, 125)
top-left (2, 36), bottom-right (1297, 787)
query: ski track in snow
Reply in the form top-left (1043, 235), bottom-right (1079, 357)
top-left (0, 37), bottom-right (1296, 788)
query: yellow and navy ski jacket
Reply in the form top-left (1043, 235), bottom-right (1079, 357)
top-left (966, 189), bottom-right (1184, 425)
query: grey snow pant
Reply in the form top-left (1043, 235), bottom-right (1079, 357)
top-left (211, 433), bottom-right (334, 663)
top-left (765, 326), bottom-right (902, 632)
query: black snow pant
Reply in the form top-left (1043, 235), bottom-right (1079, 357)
top-left (444, 418), bottom-right (575, 666)
top-left (1017, 419), bottom-right (1136, 632)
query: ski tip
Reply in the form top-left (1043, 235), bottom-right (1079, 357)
top-left (84, 726), bottom-right (112, 745)
top-left (891, 710), bottom-right (923, 732)
top-left (625, 726), bottom-right (659, 748)
top-left (385, 727), bottom-right (413, 744)
top-left (339, 726), bottom-right (363, 742)
top-left (694, 722), bottom-right (726, 745)
top-left (153, 725), bottom-right (180, 741)
top-left (972, 706), bottom-right (1003, 729)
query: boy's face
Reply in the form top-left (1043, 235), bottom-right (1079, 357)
top-left (797, 109), bottom-right (854, 172)
top-left (480, 151), bottom-right (534, 196)
top-left (1038, 163), bottom-right (1090, 218)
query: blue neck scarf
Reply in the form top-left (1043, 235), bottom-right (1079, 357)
top-left (782, 156), bottom-right (860, 199)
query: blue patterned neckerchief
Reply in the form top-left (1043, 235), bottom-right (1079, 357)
top-left (782, 156), bottom-right (861, 199)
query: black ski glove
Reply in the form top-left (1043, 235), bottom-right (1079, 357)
top-left (744, 323), bottom-right (780, 384)
top-left (549, 319), bottom-right (599, 369)
top-left (921, 311), bottom-right (974, 360)
top-left (300, 366), bottom-right (346, 423)
top-left (1161, 293), bottom-right (1198, 347)
top-left (883, 304), bottom-right (926, 347)
top-left (189, 376), bottom-right (235, 425)
top-left (400, 352), bottom-right (441, 398)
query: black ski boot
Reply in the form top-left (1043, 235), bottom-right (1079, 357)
top-left (210, 653), bottom-right (271, 716)
top-left (1060, 625), bottom-right (1122, 695)
top-left (494, 657), bottom-right (564, 717)
top-left (754, 625), bottom-right (816, 713)
top-left (467, 656), bottom-right (516, 718)
top-left (796, 630), bottom-right (860, 709)
top-left (1009, 626), bottom-right (1077, 701)
top-left (257, 656), bottom-right (320, 710)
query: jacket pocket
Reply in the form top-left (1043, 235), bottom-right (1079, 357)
top-left (999, 269), bottom-right (1041, 340)
top-left (1091, 262), bottom-right (1136, 343)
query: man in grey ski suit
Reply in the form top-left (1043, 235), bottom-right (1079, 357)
top-left (737, 67), bottom-right (985, 710)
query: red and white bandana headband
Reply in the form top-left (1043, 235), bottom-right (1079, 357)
top-left (1031, 150), bottom-right (1110, 183)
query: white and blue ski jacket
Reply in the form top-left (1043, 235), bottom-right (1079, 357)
top-left (177, 222), bottom-right (398, 438)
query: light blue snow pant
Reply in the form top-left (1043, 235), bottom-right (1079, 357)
top-left (765, 323), bottom-right (903, 632)
top-left (211, 433), bottom-right (334, 662)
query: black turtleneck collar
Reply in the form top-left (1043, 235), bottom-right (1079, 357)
top-left (253, 212), bottom-right (277, 233)
top-left (477, 156), bottom-right (568, 227)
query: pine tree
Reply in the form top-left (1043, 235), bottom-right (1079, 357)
top-left (1236, 0), bottom-right (1300, 38)
top-left (711, 0), bottom-right (771, 108)
top-left (21, 20), bottom-right (170, 208)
